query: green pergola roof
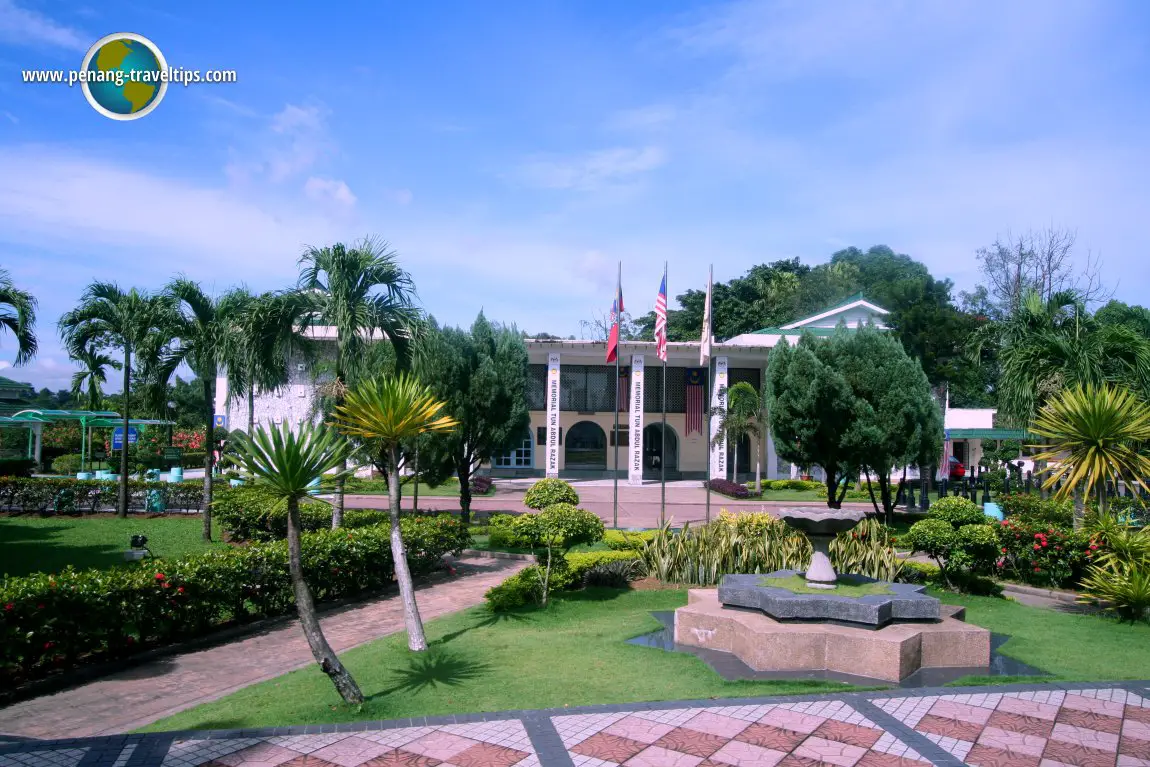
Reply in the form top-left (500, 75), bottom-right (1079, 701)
top-left (947, 428), bottom-right (1029, 440)
top-left (5, 410), bottom-right (174, 427)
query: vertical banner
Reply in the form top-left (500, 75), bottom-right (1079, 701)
top-left (628, 354), bottom-right (645, 486)
top-left (546, 352), bottom-right (561, 478)
top-left (709, 356), bottom-right (728, 480)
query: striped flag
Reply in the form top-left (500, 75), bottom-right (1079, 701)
top-left (699, 265), bottom-right (713, 365)
top-left (654, 266), bottom-right (668, 362)
top-left (686, 367), bottom-right (705, 435)
top-left (606, 265), bottom-right (624, 363)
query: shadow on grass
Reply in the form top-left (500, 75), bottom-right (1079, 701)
top-left (0, 520), bottom-right (129, 576)
top-left (370, 651), bottom-right (492, 699)
top-left (559, 586), bottom-right (632, 603)
top-left (430, 610), bottom-right (533, 648)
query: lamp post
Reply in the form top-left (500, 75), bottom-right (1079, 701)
top-left (167, 401), bottom-right (175, 445)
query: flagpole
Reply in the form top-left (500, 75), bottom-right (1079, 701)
top-left (660, 261), bottom-right (667, 528)
top-left (612, 261), bottom-right (621, 530)
top-left (704, 264), bottom-right (712, 525)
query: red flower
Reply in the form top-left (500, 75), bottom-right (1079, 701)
top-left (36, 603), bottom-right (44, 610)
top-left (155, 572), bottom-right (166, 581)
top-left (43, 641), bottom-right (54, 650)
top-left (1001, 547), bottom-right (1007, 553)
top-left (3, 603), bottom-right (12, 611)
top-left (162, 582), bottom-right (170, 589)
top-left (126, 636), bottom-right (134, 644)
top-left (1041, 541), bottom-right (1048, 547)
top-left (1033, 544), bottom-right (1041, 550)
top-left (1089, 544), bottom-right (1098, 550)
top-left (1034, 567), bottom-right (1041, 572)
top-left (176, 587), bottom-right (185, 594)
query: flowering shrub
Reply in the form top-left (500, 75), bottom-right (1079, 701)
top-left (0, 478), bottom-right (204, 514)
top-left (995, 518), bottom-right (1097, 588)
top-left (0, 515), bottom-right (469, 686)
top-left (469, 475), bottom-right (494, 495)
top-left (42, 423), bottom-right (82, 451)
top-left (705, 478), bottom-right (750, 498)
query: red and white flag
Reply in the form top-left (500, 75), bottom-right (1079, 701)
top-left (606, 264), bottom-right (624, 364)
top-left (654, 265), bottom-right (668, 363)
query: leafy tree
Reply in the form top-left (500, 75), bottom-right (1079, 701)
top-left (1095, 300), bottom-right (1150, 339)
top-left (330, 373), bottom-right (458, 651)
top-left (0, 268), bottom-right (37, 366)
top-left (834, 326), bottom-right (943, 523)
top-left (229, 422), bottom-right (363, 703)
top-left (511, 503), bottom-right (604, 606)
top-left (970, 290), bottom-right (1150, 427)
top-left (765, 334), bottom-right (860, 508)
top-left (1029, 384), bottom-right (1150, 528)
top-left (59, 283), bottom-right (173, 516)
top-left (711, 381), bottom-right (765, 494)
top-left (155, 279), bottom-right (253, 542)
top-left (417, 313), bottom-right (530, 525)
top-left (297, 237), bottom-right (418, 527)
top-left (69, 342), bottom-right (121, 412)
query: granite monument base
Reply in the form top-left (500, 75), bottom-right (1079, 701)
top-left (674, 589), bottom-right (991, 683)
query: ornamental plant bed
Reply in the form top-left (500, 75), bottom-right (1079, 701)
top-left (758, 574), bottom-right (895, 597)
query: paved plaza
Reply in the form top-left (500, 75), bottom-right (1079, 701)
top-left (2, 682), bottom-right (1148, 766)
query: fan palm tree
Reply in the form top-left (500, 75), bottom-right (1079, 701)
top-left (971, 289), bottom-right (1150, 427)
top-left (0, 269), bottom-right (37, 366)
top-left (59, 283), bottom-right (173, 517)
top-left (1029, 384), bottom-right (1150, 527)
top-left (711, 381), bottom-right (765, 494)
top-left (228, 422), bottom-right (363, 703)
top-left (156, 279), bottom-right (253, 541)
top-left (69, 342), bottom-right (121, 411)
top-left (298, 237), bottom-right (418, 527)
top-left (329, 373), bottom-right (458, 651)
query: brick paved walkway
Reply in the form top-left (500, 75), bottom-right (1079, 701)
top-left (2, 682), bottom-right (1148, 766)
top-left (0, 557), bottom-right (526, 741)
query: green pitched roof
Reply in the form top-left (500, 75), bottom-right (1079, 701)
top-left (749, 326), bottom-right (839, 337)
top-left (749, 293), bottom-right (886, 336)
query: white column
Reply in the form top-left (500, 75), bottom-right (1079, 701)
top-left (545, 352), bottom-right (561, 478)
top-left (709, 356), bottom-right (728, 480)
top-left (766, 425), bottom-right (779, 480)
top-left (32, 424), bottom-right (43, 470)
top-left (628, 354), bottom-right (645, 486)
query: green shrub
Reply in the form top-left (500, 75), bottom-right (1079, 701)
top-left (523, 478), bottom-right (579, 510)
top-left (484, 550), bottom-right (640, 610)
top-left (905, 518), bottom-right (958, 576)
top-left (928, 496), bottom-right (988, 528)
top-left (511, 504), bottom-right (605, 605)
top-left (0, 459), bottom-right (35, 478)
top-left (583, 558), bottom-right (645, 588)
top-left (603, 529), bottom-right (658, 550)
top-left (0, 477), bottom-right (204, 514)
top-left (953, 524), bottom-right (1000, 575)
top-left (897, 560), bottom-right (940, 584)
top-left (212, 485), bottom-right (394, 542)
top-left (1002, 493), bottom-right (1073, 527)
top-left (487, 513), bottom-right (529, 548)
top-left (0, 515), bottom-right (469, 683)
top-left (760, 479), bottom-right (824, 492)
top-left (50, 454), bottom-right (84, 476)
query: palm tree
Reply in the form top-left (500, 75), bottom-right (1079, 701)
top-left (298, 238), bottom-right (418, 527)
top-left (157, 279), bottom-right (252, 541)
top-left (971, 289), bottom-right (1150, 427)
top-left (1029, 384), bottom-right (1150, 528)
top-left (711, 381), bottom-right (765, 494)
top-left (329, 373), bottom-right (458, 651)
top-left (59, 283), bottom-right (173, 517)
top-left (0, 268), bottom-right (37, 365)
top-left (228, 422), bottom-right (364, 703)
top-left (70, 342), bottom-right (121, 411)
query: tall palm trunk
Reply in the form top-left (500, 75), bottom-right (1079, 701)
top-left (412, 445), bottom-right (419, 513)
top-left (285, 495), bottom-right (364, 703)
top-left (118, 342), bottom-right (131, 518)
top-left (332, 361), bottom-right (346, 528)
top-left (388, 444), bottom-right (427, 651)
top-left (1073, 484), bottom-right (1086, 531)
top-left (202, 376), bottom-right (215, 542)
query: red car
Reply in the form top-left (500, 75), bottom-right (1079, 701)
top-left (948, 457), bottom-right (966, 481)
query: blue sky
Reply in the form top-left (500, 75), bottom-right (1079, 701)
top-left (2, 0), bottom-right (1150, 389)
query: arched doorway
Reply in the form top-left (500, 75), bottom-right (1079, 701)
top-left (565, 421), bottom-right (606, 472)
top-left (643, 423), bottom-right (679, 480)
top-left (729, 434), bottom-right (753, 482)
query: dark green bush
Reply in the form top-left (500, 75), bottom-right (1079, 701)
top-left (487, 513), bottom-right (529, 548)
top-left (927, 496), bottom-right (988, 528)
top-left (583, 558), bottom-right (644, 588)
top-left (0, 514), bottom-right (469, 684)
top-left (50, 454), bottom-right (84, 476)
top-left (0, 478), bottom-right (203, 514)
top-left (211, 485), bottom-right (392, 542)
top-left (523, 478), bottom-right (579, 510)
top-left (484, 550), bottom-right (640, 610)
top-left (0, 459), bottom-right (35, 478)
top-left (1002, 493), bottom-right (1073, 527)
top-left (953, 524), bottom-right (1000, 574)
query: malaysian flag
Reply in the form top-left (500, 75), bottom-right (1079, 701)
top-left (686, 367), bottom-right (705, 435)
top-left (606, 264), bottom-right (624, 364)
top-left (654, 266), bottom-right (668, 363)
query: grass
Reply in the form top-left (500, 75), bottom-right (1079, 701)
top-left (0, 515), bottom-right (226, 578)
top-left (760, 574), bottom-right (894, 596)
top-left (344, 480), bottom-right (496, 498)
top-left (139, 588), bottom-right (851, 732)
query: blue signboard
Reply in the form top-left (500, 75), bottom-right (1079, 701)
top-left (112, 426), bottom-right (139, 450)
top-left (213, 414), bottom-right (228, 429)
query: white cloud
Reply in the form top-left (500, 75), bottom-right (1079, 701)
top-left (516, 146), bottom-right (666, 191)
top-left (1, 110), bottom-right (17, 124)
top-left (0, 0), bottom-right (88, 51)
top-left (304, 176), bottom-right (357, 207)
top-left (225, 103), bottom-right (334, 184)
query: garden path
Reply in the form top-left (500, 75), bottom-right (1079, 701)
top-left (3, 681), bottom-right (1148, 766)
top-left (0, 556), bottom-right (526, 741)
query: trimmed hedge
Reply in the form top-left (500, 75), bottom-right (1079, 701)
top-left (0, 515), bottom-right (470, 685)
top-left (0, 478), bottom-right (204, 514)
top-left (523, 479), bottom-right (578, 510)
top-left (484, 550), bottom-right (642, 611)
top-left (211, 486), bottom-right (391, 542)
top-left (603, 529), bottom-right (659, 550)
top-left (50, 454), bottom-right (84, 476)
top-left (705, 478), bottom-right (749, 498)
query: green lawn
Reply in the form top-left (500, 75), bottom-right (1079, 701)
top-left (140, 582), bottom-right (1150, 732)
top-left (0, 515), bottom-right (225, 578)
top-left (345, 480), bottom-right (495, 498)
top-left (140, 589), bottom-right (851, 732)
